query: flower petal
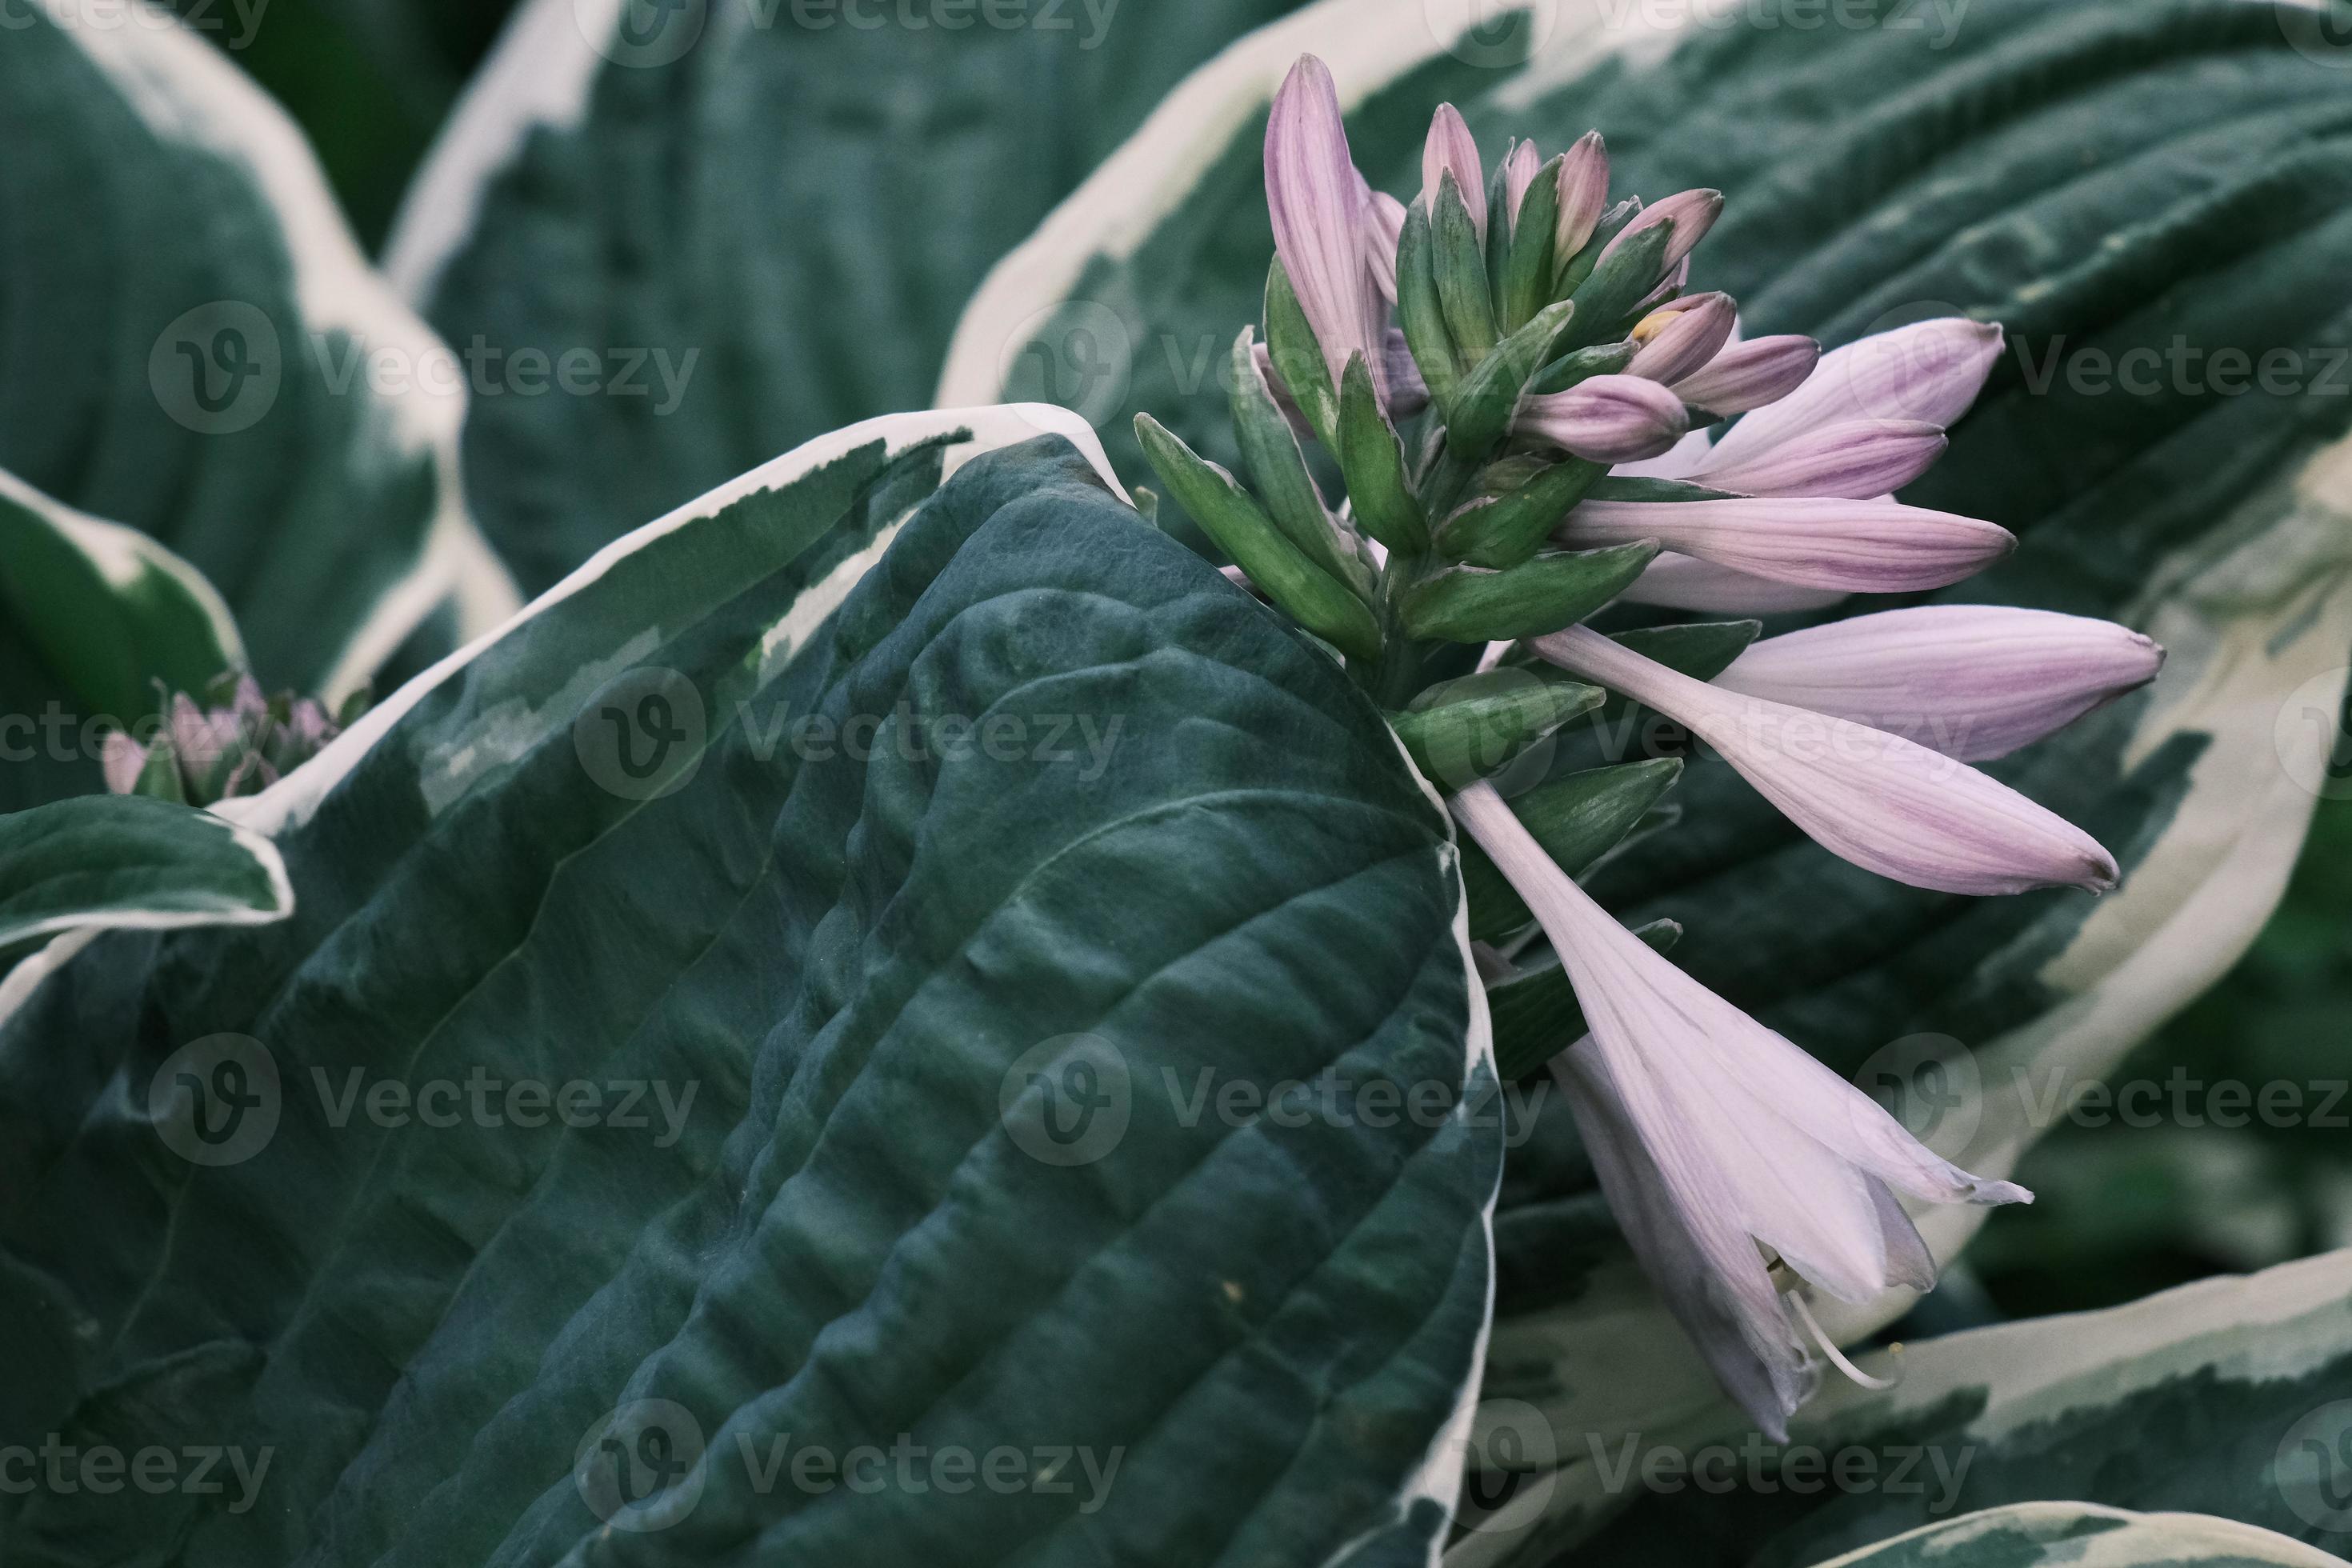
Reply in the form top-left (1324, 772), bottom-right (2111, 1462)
top-left (1422, 102), bottom-right (1488, 242)
top-left (1555, 1041), bottom-right (1818, 1441)
top-left (1600, 187), bottom-right (1722, 274)
top-left (1673, 334), bottom-right (1820, 415)
top-left (1531, 626), bottom-right (2120, 894)
top-left (1267, 55), bottom-right (1380, 390)
top-left (1695, 418), bottom-right (1947, 499)
top-left (1615, 554), bottom-right (1850, 613)
top-left (1501, 139), bottom-right (1541, 230)
top-left (1561, 496), bottom-right (2014, 593)
top-left (1714, 606), bottom-right (2166, 761)
top-left (1554, 131), bottom-right (1609, 258)
top-left (1364, 186), bottom-right (1407, 303)
top-left (1518, 374), bottom-right (1689, 462)
top-left (101, 731), bottom-right (148, 795)
top-left (1630, 292), bottom-right (1738, 386)
top-left (1706, 318), bottom-right (2002, 466)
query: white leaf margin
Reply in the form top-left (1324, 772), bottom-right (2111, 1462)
top-left (382, 0), bottom-right (619, 306)
top-left (39, 0), bottom-right (522, 698)
top-left (1814, 1502), bottom-right (2348, 1568)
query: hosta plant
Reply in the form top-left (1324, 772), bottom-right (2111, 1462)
top-left (3, 1), bottom-right (2352, 1566)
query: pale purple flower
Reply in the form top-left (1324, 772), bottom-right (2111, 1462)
top-left (1560, 495), bottom-right (2015, 594)
top-left (1672, 334), bottom-right (1822, 416)
top-left (1360, 176), bottom-right (1408, 302)
top-left (1455, 781), bottom-right (2030, 1438)
top-left (1600, 187), bottom-right (1722, 274)
top-left (1616, 554), bottom-right (1853, 614)
top-left (1554, 132), bottom-right (1609, 258)
top-left (1705, 318), bottom-right (2003, 470)
top-left (1517, 375), bottom-right (1689, 462)
top-left (1266, 56), bottom-right (1390, 398)
top-left (1628, 292), bottom-right (1737, 386)
top-left (1530, 626), bottom-right (2120, 894)
top-left (1501, 139), bottom-right (1542, 230)
top-left (1697, 418), bottom-right (1948, 499)
top-left (1715, 606), bottom-right (2166, 762)
top-left (1422, 102), bottom-right (1487, 242)
top-left (102, 730), bottom-right (148, 794)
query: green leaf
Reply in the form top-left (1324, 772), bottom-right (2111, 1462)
top-left (0, 4), bottom-right (501, 701)
top-left (1460, 759), bottom-right (1686, 942)
top-left (1441, 458), bottom-right (1606, 570)
top-left (0, 466), bottom-right (246, 813)
top-left (1812, 1503), bottom-right (2347, 1568)
top-left (0, 794), bottom-right (290, 950)
top-left (1446, 299), bottom-right (1579, 458)
top-left (1488, 918), bottom-right (1680, 1082)
top-left (1434, 174), bottom-right (1500, 366)
top-left (1263, 259), bottom-right (1345, 453)
top-left (0, 413), bottom-right (1497, 1565)
top-left (1390, 670), bottom-right (1602, 793)
top-left (390, 0), bottom-right (1310, 593)
top-left (1528, 341), bottom-right (1639, 396)
top-left (1338, 354), bottom-right (1430, 553)
top-left (1397, 199), bottom-right (1463, 407)
top-left (1494, 1249), bottom-right (2352, 1563)
top-left (1134, 414), bottom-right (1382, 661)
top-left (1399, 540), bottom-right (1658, 643)
top-left (1582, 476), bottom-right (1739, 502)
top-left (1557, 221), bottom-right (1673, 352)
top-left (1230, 329), bottom-right (1359, 588)
top-left (1502, 155), bottom-right (1566, 336)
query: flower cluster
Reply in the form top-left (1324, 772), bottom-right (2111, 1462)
top-left (103, 674), bottom-right (358, 806)
top-left (1134, 54), bottom-right (2166, 1438)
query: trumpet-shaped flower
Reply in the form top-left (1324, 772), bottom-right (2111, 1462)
top-left (1530, 626), bottom-right (2119, 894)
top-left (1456, 782), bottom-right (2030, 1439)
top-left (1714, 606), bottom-right (2166, 761)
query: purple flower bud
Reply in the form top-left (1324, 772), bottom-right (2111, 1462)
top-left (1421, 102), bottom-right (1487, 243)
top-left (1517, 374), bottom-right (1690, 462)
top-left (1601, 187), bottom-right (1722, 274)
top-left (1530, 626), bottom-right (2121, 894)
top-left (1707, 318), bottom-right (2002, 468)
top-left (1554, 132), bottom-right (1609, 258)
top-left (1628, 292), bottom-right (1737, 386)
top-left (1266, 56), bottom-right (1386, 396)
top-left (1715, 606), bottom-right (2166, 761)
top-left (1672, 334), bottom-right (1821, 415)
top-left (1562, 496), bottom-right (2014, 594)
top-left (1501, 139), bottom-right (1542, 230)
top-left (1698, 418), bottom-right (1947, 499)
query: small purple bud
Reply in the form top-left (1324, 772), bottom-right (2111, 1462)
top-left (1518, 374), bottom-right (1690, 463)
